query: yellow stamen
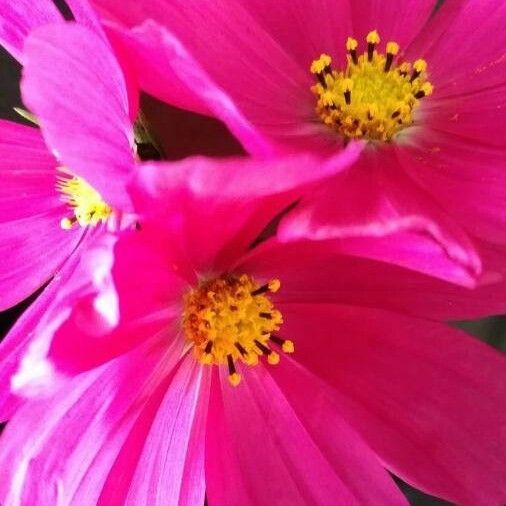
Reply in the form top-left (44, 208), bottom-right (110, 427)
top-left (346, 37), bottom-right (358, 51)
top-left (386, 42), bottom-right (400, 55)
top-left (310, 30), bottom-right (433, 142)
top-left (182, 274), bottom-right (292, 386)
top-left (413, 59), bottom-right (428, 73)
top-left (56, 167), bottom-right (112, 229)
top-left (310, 54), bottom-right (332, 75)
top-left (282, 340), bottom-right (295, 353)
top-left (229, 372), bottom-right (241, 387)
top-left (366, 30), bottom-right (381, 44)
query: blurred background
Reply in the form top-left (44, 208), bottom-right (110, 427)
top-left (0, 1), bottom-right (504, 505)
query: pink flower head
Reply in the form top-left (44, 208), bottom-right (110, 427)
top-left (93, 0), bottom-right (506, 286)
top-left (0, 16), bottom-right (138, 310)
top-left (1, 156), bottom-right (505, 506)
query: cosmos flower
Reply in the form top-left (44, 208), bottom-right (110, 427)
top-left (1, 157), bottom-right (505, 506)
top-left (93, 0), bottom-right (506, 287)
top-left (0, 16), bottom-right (138, 310)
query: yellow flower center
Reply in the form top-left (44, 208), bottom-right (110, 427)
top-left (310, 30), bottom-right (433, 142)
top-left (56, 167), bottom-right (112, 230)
top-left (182, 274), bottom-right (294, 386)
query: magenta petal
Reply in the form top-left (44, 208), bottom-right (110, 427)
top-left (105, 20), bottom-right (276, 156)
top-left (64, 0), bottom-right (105, 36)
top-left (350, 0), bottom-right (435, 52)
top-left (0, 244), bottom-right (83, 420)
top-left (0, 120), bottom-right (58, 221)
top-left (409, 0), bottom-right (506, 97)
top-left (21, 24), bottom-right (135, 210)
top-left (238, 238), bottom-right (506, 320)
top-left (206, 365), bottom-right (406, 505)
top-left (47, 229), bottom-right (188, 375)
top-left (0, 211), bottom-right (82, 311)
top-left (282, 303), bottom-right (506, 506)
top-left (110, 357), bottom-right (209, 506)
top-left (278, 149), bottom-right (481, 287)
top-left (7, 231), bottom-right (118, 398)
top-left (0, 339), bottom-right (170, 505)
top-left (132, 146), bottom-right (360, 274)
top-left (0, 0), bottom-right (61, 62)
top-left (399, 129), bottom-right (506, 244)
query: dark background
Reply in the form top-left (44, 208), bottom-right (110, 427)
top-left (0, 1), bottom-right (504, 505)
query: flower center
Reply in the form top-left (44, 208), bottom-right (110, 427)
top-left (310, 30), bottom-right (433, 142)
top-left (182, 274), bottom-right (294, 386)
top-left (56, 167), bottom-right (112, 230)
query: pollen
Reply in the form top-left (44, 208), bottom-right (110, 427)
top-left (56, 167), bottom-right (112, 230)
top-left (310, 30), bottom-right (433, 142)
top-left (182, 274), bottom-right (294, 386)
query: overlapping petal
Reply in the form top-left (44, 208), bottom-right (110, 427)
top-left (278, 149), bottom-right (481, 286)
top-left (207, 364), bottom-right (407, 505)
top-left (131, 146), bottom-right (361, 274)
top-left (0, 0), bottom-right (60, 62)
top-left (282, 303), bottom-right (506, 505)
top-left (21, 23), bottom-right (136, 210)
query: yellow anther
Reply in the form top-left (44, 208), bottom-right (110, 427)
top-left (310, 29), bottom-right (433, 142)
top-left (346, 37), bottom-right (358, 51)
top-left (414, 59), bottom-right (428, 73)
top-left (421, 82), bottom-right (434, 96)
top-left (229, 373), bottom-right (241, 387)
top-left (268, 279), bottom-right (281, 293)
top-left (56, 167), bottom-right (112, 229)
top-left (267, 352), bottom-right (280, 365)
top-left (386, 41), bottom-right (400, 55)
top-left (282, 340), bottom-right (295, 354)
top-left (366, 30), bottom-right (380, 44)
top-left (60, 217), bottom-right (74, 230)
top-left (183, 274), bottom-right (293, 386)
top-left (310, 54), bottom-right (332, 74)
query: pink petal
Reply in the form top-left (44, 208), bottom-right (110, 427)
top-left (237, 238), bottom-right (506, 321)
top-left (132, 146), bottom-right (361, 274)
top-left (115, 356), bottom-right (209, 506)
top-left (230, 0), bottom-right (353, 71)
top-left (350, 0), bottom-right (435, 53)
top-left (0, 0), bottom-right (60, 62)
top-left (64, 0), bottom-right (105, 36)
top-left (8, 231), bottom-right (117, 397)
top-left (0, 120), bottom-right (59, 221)
top-left (206, 364), bottom-right (406, 505)
top-left (21, 23), bottom-right (135, 210)
top-left (95, 0), bottom-right (311, 113)
top-left (399, 128), bottom-right (506, 244)
top-left (0, 338), bottom-right (171, 505)
top-left (0, 211), bottom-right (82, 311)
top-left (278, 148), bottom-right (481, 287)
top-left (95, 0), bottom-right (340, 155)
top-left (0, 244), bottom-right (83, 419)
top-left (47, 229), bottom-right (187, 375)
top-left (104, 20), bottom-right (276, 156)
top-left (408, 0), bottom-right (506, 98)
top-left (281, 303), bottom-right (506, 505)
top-left (422, 85), bottom-right (506, 148)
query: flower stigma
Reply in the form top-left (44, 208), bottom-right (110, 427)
top-left (56, 167), bottom-right (112, 230)
top-left (182, 274), bottom-right (294, 386)
top-left (310, 30), bottom-right (433, 142)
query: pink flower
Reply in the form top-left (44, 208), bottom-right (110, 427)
top-left (1, 158), bottom-right (505, 506)
top-left (0, 16), bottom-right (138, 309)
top-left (93, 0), bottom-right (506, 286)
